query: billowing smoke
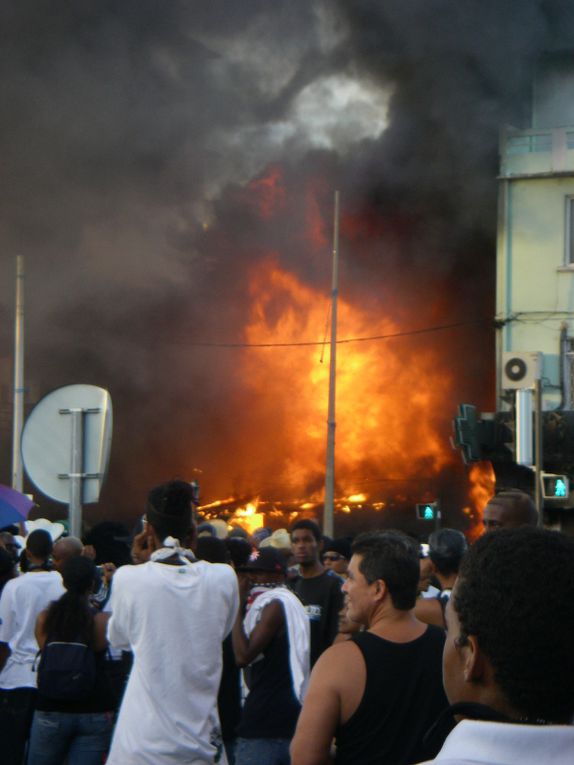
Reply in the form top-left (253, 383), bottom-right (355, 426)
top-left (0, 1), bottom-right (572, 524)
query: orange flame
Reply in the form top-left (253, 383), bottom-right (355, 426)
top-left (463, 462), bottom-right (496, 540)
top-left (228, 500), bottom-right (265, 535)
top-left (235, 256), bottom-right (456, 499)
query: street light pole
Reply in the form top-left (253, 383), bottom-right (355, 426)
top-left (324, 191), bottom-right (340, 537)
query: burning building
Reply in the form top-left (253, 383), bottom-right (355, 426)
top-left (1, 2), bottom-right (570, 535)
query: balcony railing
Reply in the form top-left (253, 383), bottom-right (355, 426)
top-left (500, 126), bottom-right (574, 176)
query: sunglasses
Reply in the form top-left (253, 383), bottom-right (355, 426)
top-left (323, 553), bottom-right (343, 562)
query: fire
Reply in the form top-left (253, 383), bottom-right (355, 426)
top-left (237, 256), bottom-right (456, 500)
top-left (346, 493), bottom-right (367, 503)
top-left (193, 164), bottom-right (492, 534)
top-left (228, 500), bottom-right (265, 535)
top-left (463, 462), bottom-right (496, 540)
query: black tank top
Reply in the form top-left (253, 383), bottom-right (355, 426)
top-left (335, 626), bottom-right (448, 765)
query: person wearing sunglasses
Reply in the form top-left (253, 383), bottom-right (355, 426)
top-left (321, 539), bottom-right (351, 581)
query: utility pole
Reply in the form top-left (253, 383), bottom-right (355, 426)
top-left (11, 256), bottom-right (24, 492)
top-left (324, 191), bottom-right (340, 537)
top-left (534, 378), bottom-right (543, 527)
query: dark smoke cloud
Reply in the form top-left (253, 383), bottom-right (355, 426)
top-left (0, 1), bottom-right (572, 522)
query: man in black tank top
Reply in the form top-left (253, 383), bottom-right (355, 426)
top-left (291, 531), bottom-right (449, 765)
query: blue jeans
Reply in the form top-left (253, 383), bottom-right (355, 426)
top-left (235, 737), bottom-right (291, 765)
top-left (27, 710), bottom-right (114, 765)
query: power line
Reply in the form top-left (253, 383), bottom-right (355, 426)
top-left (184, 317), bottom-right (492, 349)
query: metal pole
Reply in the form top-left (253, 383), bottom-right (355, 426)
top-left (516, 389), bottom-right (534, 467)
top-left (324, 191), bottom-right (340, 537)
top-left (11, 256), bottom-right (24, 492)
top-left (69, 409), bottom-right (84, 537)
top-left (534, 379), bottom-right (543, 527)
top-left (434, 502), bottom-right (442, 533)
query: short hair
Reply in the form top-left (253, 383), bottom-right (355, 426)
top-left (53, 536), bottom-right (83, 561)
top-left (290, 519), bottom-right (321, 542)
top-left (428, 528), bottom-right (467, 576)
top-left (454, 527), bottom-right (574, 723)
top-left (351, 531), bottom-right (419, 610)
top-left (487, 490), bottom-right (538, 526)
top-left (26, 529), bottom-right (53, 561)
top-left (147, 480), bottom-right (195, 542)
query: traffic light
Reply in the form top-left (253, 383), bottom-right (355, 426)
top-left (541, 473), bottom-right (570, 501)
top-left (452, 404), bottom-right (497, 464)
top-left (416, 502), bottom-right (439, 521)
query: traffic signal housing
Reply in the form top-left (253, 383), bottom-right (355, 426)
top-left (452, 404), bottom-right (498, 464)
top-left (541, 473), bottom-right (570, 503)
top-left (416, 502), bottom-right (439, 521)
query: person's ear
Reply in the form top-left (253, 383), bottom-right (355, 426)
top-left (460, 634), bottom-right (486, 683)
top-left (373, 579), bottom-right (387, 602)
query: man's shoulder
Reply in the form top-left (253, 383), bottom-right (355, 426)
top-left (310, 639), bottom-right (364, 691)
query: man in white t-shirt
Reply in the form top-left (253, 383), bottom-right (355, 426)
top-left (107, 480), bottom-right (239, 765)
top-left (0, 529), bottom-right (64, 765)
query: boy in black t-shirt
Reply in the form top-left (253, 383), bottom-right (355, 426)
top-left (288, 520), bottom-right (343, 666)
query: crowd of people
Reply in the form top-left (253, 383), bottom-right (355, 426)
top-left (0, 483), bottom-right (573, 764)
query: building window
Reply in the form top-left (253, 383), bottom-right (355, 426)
top-left (565, 197), bottom-right (574, 265)
top-left (506, 132), bottom-right (552, 155)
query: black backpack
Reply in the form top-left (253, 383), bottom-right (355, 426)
top-left (35, 638), bottom-right (97, 701)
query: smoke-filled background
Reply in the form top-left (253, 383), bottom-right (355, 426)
top-left (1, 1), bottom-right (572, 531)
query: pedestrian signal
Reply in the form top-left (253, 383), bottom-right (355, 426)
top-left (416, 502), bottom-right (438, 521)
top-left (541, 474), bottom-right (569, 501)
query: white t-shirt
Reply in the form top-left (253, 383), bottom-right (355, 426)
top-left (0, 570), bottom-right (64, 689)
top-left (106, 559), bottom-right (239, 765)
top-left (417, 719), bottom-right (574, 764)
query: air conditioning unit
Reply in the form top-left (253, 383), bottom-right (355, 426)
top-left (501, 352), bottom-right (542, 390)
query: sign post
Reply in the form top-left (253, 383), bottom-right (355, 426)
top-left (22, 385), bottom-right (113, 536)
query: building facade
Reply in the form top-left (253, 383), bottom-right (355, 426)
top-left (496, 53), bottom-right (574, 412)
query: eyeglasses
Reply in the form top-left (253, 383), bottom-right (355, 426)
top-left (323, 553), bottom-right (343, 562)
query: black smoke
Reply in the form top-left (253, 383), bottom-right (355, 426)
top-left (0, 1), bottom-right (572, 525)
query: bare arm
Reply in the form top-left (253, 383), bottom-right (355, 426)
top-left (415, 597), bottom-right (446, 628)
top-left (34, 610), bottom-right (48, 650)
top-left (232, 600), bottom-right (283, 667)
top-left (93, 612), bottom-right (110, 653)
top-left (290, 643), bottom-right (349, 765)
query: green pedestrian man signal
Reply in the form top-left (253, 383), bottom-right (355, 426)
top-left (541, 473), bottom-right (569, 501)
top-left (415, 502), bottom-right (440, 522)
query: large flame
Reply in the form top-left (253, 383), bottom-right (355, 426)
top-left (193, 164), bottom-right (491, 539)
top-left (237, 257), bottom-right (455, 499)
